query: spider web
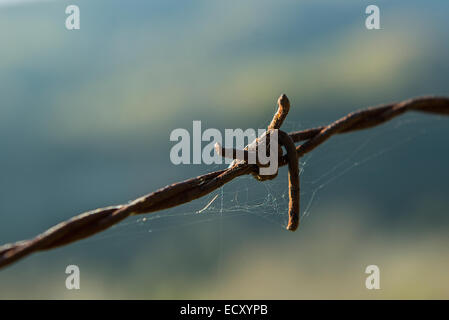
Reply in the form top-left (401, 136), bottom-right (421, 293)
top-left (80, 113), bottom-right (447, 244)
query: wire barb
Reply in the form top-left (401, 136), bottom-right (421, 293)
top-left (0, 95), bottom-right (448, 270)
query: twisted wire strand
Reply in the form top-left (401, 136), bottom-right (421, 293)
top-left (0, 95), bottom-right (448, 270)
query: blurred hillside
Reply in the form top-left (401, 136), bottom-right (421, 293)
top-left (0, 0), bottom-right (448, 299)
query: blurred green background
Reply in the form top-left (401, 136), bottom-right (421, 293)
top-left (1, 0), bottom-right (449, 299)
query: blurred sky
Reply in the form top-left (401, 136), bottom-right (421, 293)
top-left (0, 0), bottom-right (449, 299)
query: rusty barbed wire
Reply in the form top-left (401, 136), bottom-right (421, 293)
top-left (1, 95), bottom-right (448, 270)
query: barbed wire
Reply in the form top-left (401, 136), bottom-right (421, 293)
top-left (1, 95), bottom-right (448, 270)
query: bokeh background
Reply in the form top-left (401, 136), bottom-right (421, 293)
top-left (1, 0), bottom-right (449, 299)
